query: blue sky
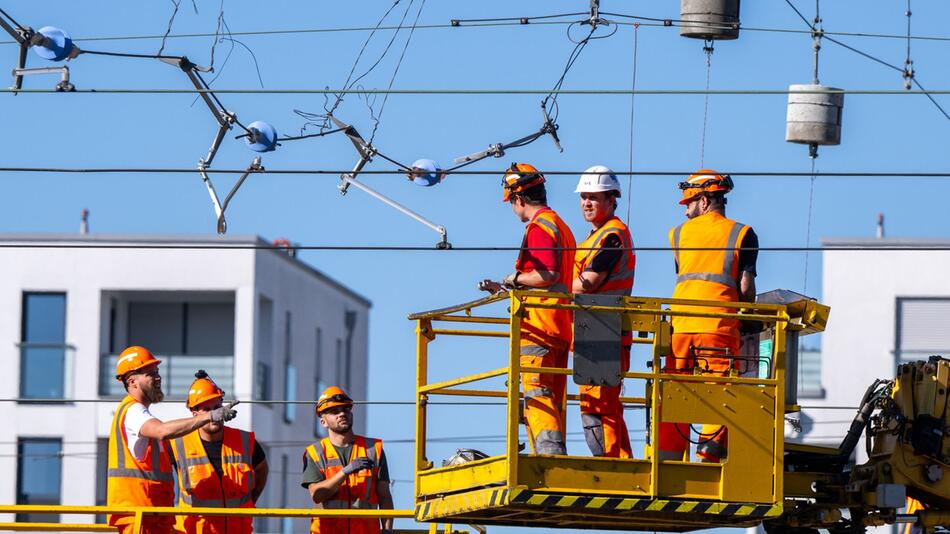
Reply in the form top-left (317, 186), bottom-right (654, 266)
top-left (4, 1), bottom-right (950, 532)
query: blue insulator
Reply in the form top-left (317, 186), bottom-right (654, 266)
top-left (409, 159), bottom-right (443, 187)
top-left (32, 26), bottom-right (75, 61)
top-left (246, 121), bottom-right (278, 152)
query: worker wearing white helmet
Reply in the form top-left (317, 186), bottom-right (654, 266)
top-left (570, 165), bottom-right (636, 458)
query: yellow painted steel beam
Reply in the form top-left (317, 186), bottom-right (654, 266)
top-left (0, 524), bottom-right (113, 532)
top-left (418, 367), bottom-right (508, 394)
top-left (434, 315), bottom-right (509, 325)
top-left (408, 293), bottom-right (507, 320)
top-left (430, 328), bottom-right (509, 338)
top-left (524, 302), bottom-right (787, 323)
top-left (425, 387), bottom-right (646, 406)
top-left (0, 505), bottom-right (415, 518)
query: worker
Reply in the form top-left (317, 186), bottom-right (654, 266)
top-left (301, 386), bottom-right (394, 534)
top-left (571, 165), bottom-right (636, 458)
top-left (108, 346), bottom-right (238, 533)
top-left (169, 370), bottom-right (268, 534)
top-left (657, 170), bottom-right (758, 462)
top-left (480, 162), bottom-right (576, 455)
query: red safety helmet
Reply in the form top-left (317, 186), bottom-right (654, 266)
top-left (678, 169), bottom-right (734, 205)
top-left (316, 386), bottom-right (353, 415)
top-left (502, 162), bottom-right (546, 202)
top-left (115, 346), bottom-right (161, 381)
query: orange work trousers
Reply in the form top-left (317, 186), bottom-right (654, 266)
top-left (657, 332), bottom-right (740, 462)
top-left (521, 342), bottom-right (568, 455)
top-left (579, 342), bottom-right (632, 458)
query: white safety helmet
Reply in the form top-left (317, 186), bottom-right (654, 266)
top-left (575, 165), bottom-right (621, 197)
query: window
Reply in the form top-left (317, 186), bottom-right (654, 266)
top-left (895, 298), bottom-right (950, 365)
top-left (127, 302), bottom-right (234, 355)
top-left (284, 310), bottom-right (296, 424)
top-left (255, 297), bottom-right (274, 402)
top-left (798, 347), bottom-right (825, 399)
top-left (20, 293), bottom-right (68, 399)
top-left (16, 438), bottom-right (62, 523)
top-left (95, 438), bottom-right (108, 524)
top-left (314, 328), bottom-right (326, 438)
top-left (335, 338), bottom-right (344, 387)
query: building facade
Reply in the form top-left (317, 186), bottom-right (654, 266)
top-left (0, 234), bottom-right (371, 532)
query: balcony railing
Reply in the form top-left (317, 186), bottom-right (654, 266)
top-left (99, 354), bottom-right (234, 398)
top-left (17, 343), bottom-right (76, 401)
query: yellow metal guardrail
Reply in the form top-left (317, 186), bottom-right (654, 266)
top-left (408, 291), bottom-right (812, 530)
top-left (0, 505), bottom-right (473, 533)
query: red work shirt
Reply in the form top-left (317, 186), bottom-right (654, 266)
top-left (518, 208), bottom-right (559, 273)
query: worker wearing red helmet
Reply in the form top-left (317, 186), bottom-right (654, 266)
top-left (169, 370), bottom-right (268, 534)
top-left (571, 165), bottom-right (636, 459)
top-left (301, 386), bottom-right (394, 534)
top-left (107, 346), bottom-right (239, 533)
top-left (481, 163), bottom-right (577, 455)
top-left (657, 170), bottom-right (759, 463)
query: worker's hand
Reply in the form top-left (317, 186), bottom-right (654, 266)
top-left (478, 279), bottom-right (505, 294)
top-left (209, 401), bottom-right (240, 423)
top-left (342, 456), bottom-right (375, 476)
top-left (501, 272), bottom-right (521, 289)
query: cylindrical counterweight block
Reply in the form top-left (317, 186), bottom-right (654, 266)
top-left (786, 84), bottom-right (844, 146)
top-left (680, 0), bottom-right (740, 40)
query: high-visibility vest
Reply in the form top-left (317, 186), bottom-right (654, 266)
top-left (170, 427), bottom-right (257, 534)
top-left (669, 211), bottom-right (752, 337)
top-left (515, 208), bottom-right (577, 348)
top-left (305, 436), bottom-right (384, 534)
top-left (106, 396), bottom-right (175, 527)
top-left (573, 216), bottom-right (636, 296)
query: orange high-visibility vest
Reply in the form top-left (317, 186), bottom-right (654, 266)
top-left (106, 396), bottom-right (175, 529)
top-left (515, 208), bottom-right (577, 348)
top-left (573, 216), bottom-right (636, 296)
top-left (170, 427), bottom-right (257, 534)
top-left (305, 436), bottom-right (384, 534)
top-left (669, 211), bottom-right (752, 337)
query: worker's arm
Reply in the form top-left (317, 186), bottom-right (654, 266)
top-left (139, 414), bottom-right (211, 441)
top-left (308, 457), bottom-right (374, 504)
top-left (376, 480), bottom-right (394, 531)
top-left (252, 459), bottom-right (268, 504)
top-left (739, 271), bottom-right (756, 302)
top-left (512, 269), bottom-right (558, 288)
top-left (572, 270), bottom-right (609, 293)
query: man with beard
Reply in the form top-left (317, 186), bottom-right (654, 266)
top-left (107, 346), bottom-right (238, 533)
top-left (301, 386), bottom-right (394, 534)
top-left (170, 370), bottom-right (268, 533)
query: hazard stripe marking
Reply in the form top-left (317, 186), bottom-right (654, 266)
top-left (719, 504), bottom-right (741, 515)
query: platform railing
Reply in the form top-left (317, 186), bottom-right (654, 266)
top-left (409, 291), bottom-right (793, 511)
top-left (0, 505), bottom-right (471, 533)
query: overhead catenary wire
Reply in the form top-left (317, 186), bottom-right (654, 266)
top-left (9, 87), bottom-right (950, 95)
top-left (625, 23), bottom-right (639, 223)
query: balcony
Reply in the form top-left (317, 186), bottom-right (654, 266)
top-left (99, 354), bottom-right (234, 398)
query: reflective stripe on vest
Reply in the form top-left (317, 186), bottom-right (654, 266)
top-left (573, 216), bottom-right (635, 297)
top-left (515, 208), bottom-right (577, 348)
top-left (306, 436), bottom-right (382, 509)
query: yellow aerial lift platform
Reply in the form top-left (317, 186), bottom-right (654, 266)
top-left (408, 290), bottom-right (827, 531)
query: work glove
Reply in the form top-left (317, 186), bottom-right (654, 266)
top-left (501, 271), bottom-right (521, 289)
top-left (342, 456), bottom-right (375, 476)
top-left (209, 400), bottom-right (240, 423)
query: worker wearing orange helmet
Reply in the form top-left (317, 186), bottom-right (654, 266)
top-left (657, 170), bottom-right (759, 463)
top-left (301, 386), bottom-right (394, 534)
top-left (480, 163), bottom-right (577, 455)
top-left (571, 166), bottom-right (636, 458)
top-left (107, 346), bottom-right (239, 533)
top-left (169, 370), bottom-right (268, 534)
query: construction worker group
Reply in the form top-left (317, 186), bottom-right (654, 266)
top-left (105, 164), bottom-right (754, 532)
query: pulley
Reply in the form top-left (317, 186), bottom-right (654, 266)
top-left (31, 26), bottom-right (76, 61)
top-left (245, 121), bottom-right (278, 152)
top-left (408, 159), bottom-right (444, 187)
top-left (680, 0), bottom-right (740, 41)
top-left (785, 84), bottom-right (843, 155)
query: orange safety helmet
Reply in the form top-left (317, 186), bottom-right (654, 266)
top-left (115, 345), bottom-right (162, 381)
top-left (187, 370), bottom-right (225, 409)
top-left (316, 386), bottom-right (353, 415)
top-left (502, 162), bottom-right (546, 202)
top-left (678, 169), bottom-right (734, 205)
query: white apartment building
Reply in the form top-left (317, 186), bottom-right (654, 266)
top-left (0, 233), bottom-right (371, 533)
